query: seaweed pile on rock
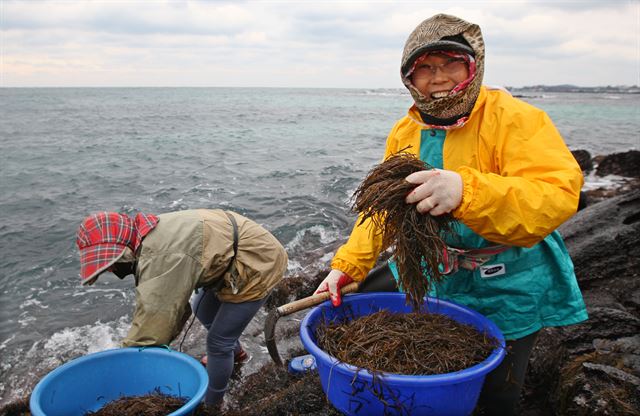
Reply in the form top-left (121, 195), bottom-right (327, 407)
top-left (224, 358), bottom-right (341, 416)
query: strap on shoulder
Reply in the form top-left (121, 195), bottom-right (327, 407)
top-left (199, 211), bottom-right (239, 293)
top-left (224, 211), bottom-right (239, 258)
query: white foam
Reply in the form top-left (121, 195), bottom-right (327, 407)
top-left (318, 252), bottom-right (334, 264)
top-left (0, 335), bottom-right (15, 351)
top-left (583, 172), bottom-right (628, 191)
top-left (43, 316), bottom-right (131, 356)
top-left (343, 183), bottom-right (363, 206)
top-left (170, 198), bottom-right (184, 207)
top-left (287, 259), bottom-right (302, 273)
top-left (19, 297), bottom-right (49, 310)
top-left (73, 287), bottom-right (129, 300)
top-left (18, 315), bottom-right (36, 327)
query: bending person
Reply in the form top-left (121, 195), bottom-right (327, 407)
top-left (76, 209), bottom-right (287, 409)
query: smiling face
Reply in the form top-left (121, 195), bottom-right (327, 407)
top-left (410, 52), bottom-right (470, 101)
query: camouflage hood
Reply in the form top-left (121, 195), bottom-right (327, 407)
top-left (401, 14), bottom-right (485, 127)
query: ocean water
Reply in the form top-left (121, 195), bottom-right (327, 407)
top-left (0, 87), bottom-right (638, 405)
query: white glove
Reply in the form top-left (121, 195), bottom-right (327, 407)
top-left (405, 169), bottom-right (463, 216)
top-left (314, 269), bottom-right (353, 307)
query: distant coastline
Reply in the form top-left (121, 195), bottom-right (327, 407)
top-left (508, 84), bottom-right (639, 94)
top-left (2, 84), bottom-right (639, 92)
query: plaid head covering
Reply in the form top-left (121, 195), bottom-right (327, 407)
top-left (76, 212), bottom-right (159, 285)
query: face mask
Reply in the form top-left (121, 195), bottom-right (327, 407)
top-left (400, 14), bottom-right (485, 127)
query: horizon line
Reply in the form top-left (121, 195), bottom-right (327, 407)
top-left (1, 84), bottom-right (638, 90)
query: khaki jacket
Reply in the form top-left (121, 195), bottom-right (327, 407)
top-left (123, 209), bottom-right (287, 346)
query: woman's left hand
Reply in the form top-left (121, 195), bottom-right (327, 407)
top-left (405, 169), bottom-right (463, 216)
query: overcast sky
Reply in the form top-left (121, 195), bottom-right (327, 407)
top-left (2, 0), bottom-right (638, 88)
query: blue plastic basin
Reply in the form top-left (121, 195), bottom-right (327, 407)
top-left (29, 347), bottom-right (208, 416)
top-left (300, 293), bottom-right (506, 416)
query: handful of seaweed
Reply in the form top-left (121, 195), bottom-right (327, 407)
top-left (316, 310), bottom-right (498, 375)
top-left (352, 151), bottom-right (455, 309)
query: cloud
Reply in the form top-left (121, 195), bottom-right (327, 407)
top-left (3, 1), bottom-right (254, 35)
top-left (2, 0), bottom-right (638, 87)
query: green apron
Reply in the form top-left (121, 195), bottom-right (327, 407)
top-left (388, 128), bottom-right (588, 340)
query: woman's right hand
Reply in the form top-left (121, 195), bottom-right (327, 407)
top-left (314, 269), bottom-right (353, 307)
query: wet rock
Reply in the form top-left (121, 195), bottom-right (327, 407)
top-left (523, 190), bottom-right (640, 414)
top-left (584, 177), bottom-right (640, 204)
top-left (560, 190), bottom-right (640, 288)
top-left (224, 356), bottom-right (340, 416)
top-left (570, 150), bottom-right (640, 206)
top-left (0, 397), bottom-right (29, 416)
top-left (554, 353), bottom-right (640, 415)
top-left (265, 270), bottom-right (325, 310)
top-left (595, 150), bottom-right (640, 178)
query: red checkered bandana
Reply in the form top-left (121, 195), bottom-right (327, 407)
top-left (76, 212), bottom-right (159, 285)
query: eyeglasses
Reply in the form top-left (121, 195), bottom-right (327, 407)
top-left (412, 58), bottom-right (467, 79)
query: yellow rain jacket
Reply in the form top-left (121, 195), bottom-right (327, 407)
top-left (332, 86), bottom-right (588, 339)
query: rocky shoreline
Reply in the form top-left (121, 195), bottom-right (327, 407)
top-left (521, 188), bottom-right (640, 415)
top-left (572, 149), bottom-right (640, 205)
top-left (2, 150), bottom-right (638, 416)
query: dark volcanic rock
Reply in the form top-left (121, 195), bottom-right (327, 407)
top-left (571, 149), bottom-right (640, 206)
top-left (571, 149), bottom-right (593, 173)
top-left (560, 189), bottom-right (640, 288)
top-left (595, 150), bottom-right (640, 178)
top-left (224, 357), bottom-right (341, 416)
top-left (523, 190), bottom-right (640, 415)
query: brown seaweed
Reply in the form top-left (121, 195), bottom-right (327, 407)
top-left (316, 310), bottom-right (498, 375)
top-left (85, 390), bottom-right (187, 416)
top-left (352, 150), bottom-right (455, 309)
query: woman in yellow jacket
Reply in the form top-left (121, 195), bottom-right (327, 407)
top-left (315, 13), bottom-right (587, 415)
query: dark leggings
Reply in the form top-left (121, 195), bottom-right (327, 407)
top-left (476, 330), bottom-right (538, 415)
top-left (358, 263), bottom-right (538, 415)
top-left (191, 289), bottom-right (267, 406)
